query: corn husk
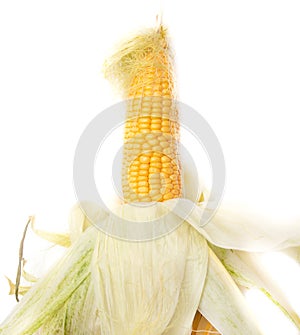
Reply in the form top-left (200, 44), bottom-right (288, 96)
top-left (209, 244), bottom-right (300, 329)
top-left (2, 198), bottom-right (300, 334)
top-left (0, 201), bottom-right (209, 335)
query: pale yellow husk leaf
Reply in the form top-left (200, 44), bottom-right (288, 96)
top-left (0, 201), bottom-right (208, 335)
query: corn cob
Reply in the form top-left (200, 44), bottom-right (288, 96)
top-left (105, 25), bottom-right (182, 203)
top-left (1, 21), bottom-right (299, 335)
top-left (105, 25), bottom-right (220, 335)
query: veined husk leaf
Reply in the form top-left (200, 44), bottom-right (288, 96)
top-left (210, 244), bottom-right (300, 330)
top-left (198, 247), bottom-right (264, 335)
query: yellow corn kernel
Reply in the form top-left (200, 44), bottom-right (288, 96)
top-left (106, 26), bottom-right (182, 203)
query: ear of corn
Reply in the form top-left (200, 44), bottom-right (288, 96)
top-left (104, 26), bottom-right (182, 203)
top-left (1, 25), bottom-right (299, 335)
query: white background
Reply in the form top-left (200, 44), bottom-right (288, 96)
top-left (0, 0), bottom-right (300, 334)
